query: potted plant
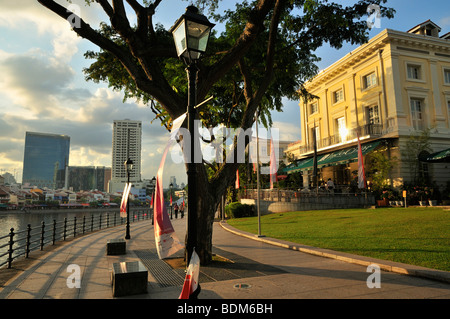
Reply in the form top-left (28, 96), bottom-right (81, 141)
top-left (428, 187), bottom-right (438, 206)
top-left (378, 190), bottom-right (390, 207)
top-left (415, 187), bottom-right (427, 206)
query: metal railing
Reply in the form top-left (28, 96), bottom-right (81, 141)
top-left (0, 208), bottom-right (151, 269)
top-left (242, 187), bottom-right (370, 201)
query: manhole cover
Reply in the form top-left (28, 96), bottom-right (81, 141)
top-left (233, 283), bottom-right (251, 289)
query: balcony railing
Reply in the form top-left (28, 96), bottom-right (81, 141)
top-left (299, 123), bottom-right (382, 154)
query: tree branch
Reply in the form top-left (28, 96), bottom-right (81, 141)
top-left (37, 0), bottom-right (183, 116)
top-left (197, 0), bottom-right (276, 101)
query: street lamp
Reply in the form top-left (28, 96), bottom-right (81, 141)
top-left (124, 158), bottom-right (133, 239)
top-left (170, 6), bottom-right (214, 264)
top-left (151, 176), bottom-right (156, 225)
top-left (169, 182), bottom-right (173, 219)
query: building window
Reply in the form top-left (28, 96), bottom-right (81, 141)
top-left (367, 105), bottom-right (380, 124)
top-left (447, 100), bottom-right (450, 118)
top-left (444, 69), bottom-right (450, 84)
top-left (310, 102), bottom-right (318, 115)
top-left (363, 72), bottom-right (377, 89)
top-left (310, 125), bottom-right (320, 146)
top-left (333, 89), bottom-right (344, 104)
top-left (410, 98), bottom-right (424, 130)
top-left (336, 117), bottom-right (347, 142)
top-left (407, 64), bottom-right (421, 80)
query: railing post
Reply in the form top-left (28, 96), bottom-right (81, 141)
top-left (73, 216), bottom-right (77, 238)
top-left (52, 219), bottom-right (56, 245)
top-left (26, 224), bottom-right (31, 257)
top-left (40, 221), bottom-right (45, 251)
top-left (106, 213), bottom-right (109, 228)
top-left (91, 214), bottom-right (94, 232)
top-left (7, 228), bottom-right (15, 269)
top-left (63, 218), bottom-right (67, 241)
top-left (82, 216), bottom-right (86, 234)
top-left (113, 213), bottom-right (116, 227)
top-left (99, 214), bottom-right (102, 229)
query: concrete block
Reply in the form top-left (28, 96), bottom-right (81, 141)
top-left (111, 261), bottom-right (148, 297)
top-left (106, 239), bottom-right (126, 255)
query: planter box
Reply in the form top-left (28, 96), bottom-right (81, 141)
top-left (419, 201), bottom-right (427, 206)
top-left (106, 239), bottom-right (126, 255)
top-left (377, 199), bottom-right (388, 207)
top-left (111, 261), bottom-right (148, 297)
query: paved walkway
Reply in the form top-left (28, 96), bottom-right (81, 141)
top-left (0, 217), bottom-right (449, 299)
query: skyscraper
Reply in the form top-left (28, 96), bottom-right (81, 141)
top-left (22, 132), bottom-right (70, 189)
top-left (109, 119), bottom-right (142, 193)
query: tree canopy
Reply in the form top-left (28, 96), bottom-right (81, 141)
top-left (37, 0), bottom-right (395, 263)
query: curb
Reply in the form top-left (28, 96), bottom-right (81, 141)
top-left (219, 221), bottom-right (450, 284)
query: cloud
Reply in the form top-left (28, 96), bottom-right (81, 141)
top-left (440, 16), bottom-right (450, 28)
top-left (0, 1), bottom-right (186, 186)
top-left (0, 53), bottom-right (76, 115)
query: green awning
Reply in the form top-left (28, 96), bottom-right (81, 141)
top-left (420, 148), bottom-right (450, 163)
top-left (283, 140), bottom-right (381, 174)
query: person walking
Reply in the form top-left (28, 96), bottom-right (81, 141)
top-left (326, 178), bottom-right (335, 194)
top-left (180, 202), bottom-right (184, 218)
top-left (174, 203), bottom-right (179, 219)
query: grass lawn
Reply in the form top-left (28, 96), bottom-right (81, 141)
top-left (227, 207), bottom-right (450, 271)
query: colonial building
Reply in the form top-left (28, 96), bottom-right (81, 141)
top-left (285, 20), bottom-right (450, 191)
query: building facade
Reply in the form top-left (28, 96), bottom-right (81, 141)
top-left (68, 166), bottom-right (111, 192)
top-left (109, 119), bottom-right (142, 193)
top-left (285, 21), bottom-right (450, 191)
top-left (22, 132), bottom-right (70, 189)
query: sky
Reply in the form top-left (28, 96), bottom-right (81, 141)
top-left (0, 0), bottom-right (449, 187)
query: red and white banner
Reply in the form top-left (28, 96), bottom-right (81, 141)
top-left (154, 113), bottom-right (186, 259)
top-left (269, 137), bottom-right (277, 189)
top-left (119, 182), bottom-right (131, 218)
top-left (357, 133), bottom-right (366, 189)
top-left (179, 249), bottom-right (200, 299)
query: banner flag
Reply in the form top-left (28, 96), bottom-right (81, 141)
top-left (154, 113), bottom-right (186, 259)
top-left (269, 136), bottom-right (277, 189)
top-left (150, 193), bottom-right (153, 209)
top-left (357, 132), bottom-right (367, 189)
top-left (235, 169), bottom-right (240, 189)
top-left (179, 248), bottom-right (200, 299)
top-left (120, 182), bottom-right (131, 218)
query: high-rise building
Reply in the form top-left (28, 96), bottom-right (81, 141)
top-left (22, 132), bottom-right (70, 189)
top-left (68, 166), bottom-right (111, 192)
top-left (109, 119), bottom-right (142, 193)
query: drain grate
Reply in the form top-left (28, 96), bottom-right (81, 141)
top-left (134, 249), bottom-right (185, 288)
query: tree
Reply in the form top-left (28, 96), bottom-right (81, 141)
top-left (37, 0), bottom-right (394, 264)
top-left (402, 128), bottom-right (432, 186)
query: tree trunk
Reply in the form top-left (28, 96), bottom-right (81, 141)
top-left (186, 167), bottom-right (220, 265)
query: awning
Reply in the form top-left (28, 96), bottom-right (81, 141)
top-left (282, 140), bottom-right (382, 174)
top-left (419, 148), bottom-right (450, 163)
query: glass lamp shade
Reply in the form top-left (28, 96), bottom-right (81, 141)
top-left (170, 6), bottom-right (214, 63)
top-left (124, 158), bottom-right (133, 172)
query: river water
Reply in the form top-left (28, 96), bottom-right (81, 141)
top-left (0, 208), bottom-right (149, 268)
top-left (0, 209), bottom-right (119, 236)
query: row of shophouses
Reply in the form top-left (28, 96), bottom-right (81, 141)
top-left (0, 185), bottom-right (147, 210)
top-left (283, 20), bottom-right (450, 198)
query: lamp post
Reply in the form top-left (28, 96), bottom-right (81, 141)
top-left (151, 176), bottom-right (156, 225)
top-left (170, 6), bottom-right (214, 264)
top-left (169, 182), bottom-right (173, 219)
top-left (124, 158), bottom-right (133, 239)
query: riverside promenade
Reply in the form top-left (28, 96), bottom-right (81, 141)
top-left (0, 216), bottom-right (449, 300)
